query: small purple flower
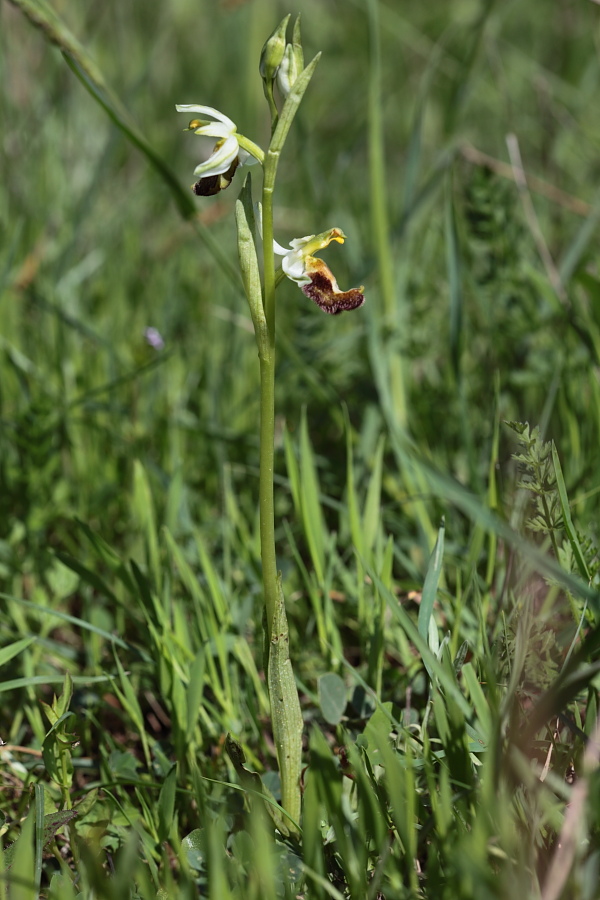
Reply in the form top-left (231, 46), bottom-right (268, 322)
top-left (144, 327), bottom-right (165, 350)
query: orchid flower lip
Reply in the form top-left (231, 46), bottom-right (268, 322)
top-left (253, 203), bottom-right (363, 313)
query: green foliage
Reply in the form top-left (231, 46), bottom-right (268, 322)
top-left (2, 0), bottom-right (600, 897)
top-left (507, 421), bottom-right (563, 538)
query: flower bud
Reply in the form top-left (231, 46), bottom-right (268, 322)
top-left (276, 43), bottom-right (300, 99)
top-left (259, 14), bottom-right (290, 83)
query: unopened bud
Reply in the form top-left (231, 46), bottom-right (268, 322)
top-left (259, 14), bottom-right (290, 83)
top-left (276, 44), bottom-right (300, 99)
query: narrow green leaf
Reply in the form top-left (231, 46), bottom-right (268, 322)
top-left (5, 808), bottom-right (34, 897)
top-left (113, 653), bottom-right (151, 767)
top-left (346, 741), bottom-right (388, 854)
top-left (186, 651), bottom-right (207, 743)
top-left (344, 408), bottom-right (364, 556)
top-left (284, 426), bottom-right (302, 519)
top-left (418, 519), bottom-right (445, 654)
top-left (461, 662), bottom-right (491, 739)
top-left (299, 409), bottom-right (326, 583)
top-left (75, 520), bottom-right (138, 594)
top-left (552, 443), bottom-right (590, 582)
top-left (269, 53), bottom-right (321, 158)
top-left (33, 786), bottom-right (43, 896)
top-left (51, 554), bottom-right (120, 606)
top-left (370, 723), bottom-right (418, 889)
top-left (157, 765), bottom-right (178, 844)
top-left (0, 636), bottom-right (35, 669)
top-left (366, 563), bottom-right (472, 719)
top-left (445, 182), bottom-right (463, 377)
top-left (363, 434), bottom-right (385, 552)
top-left (0, 673), bottom-right (117, 693)
top-left (195, 531), bottom-right (228, 624)
top-left (236, 174), bottom-right (267, 350)
top-left (132, 460), bottom-right (161, 590)
top-left (558, 192), bottom-right (600, 285)
top-left (387, 431), bottom-right (598, 608)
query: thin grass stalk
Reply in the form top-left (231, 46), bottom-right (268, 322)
top-left (366, 0), bottom-right (407, 429)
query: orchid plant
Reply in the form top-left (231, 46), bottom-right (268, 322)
top-left (177, 15), bottom-right (364, 833)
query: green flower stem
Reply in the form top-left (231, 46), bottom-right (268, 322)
top-left (236, 179), bottom-right (301, 828)
top-left (260, 142), bottom-right (302, 832)
top-left (252, 57), bottom-right (321, 827)
top-left (258, 145), bottom-right (278, 635)
top-left (259, 351), bottom-right (278, 631)
top-left (262, 80), bottom-right (280, 135)
top-left (258, 56), bottom-right (322, 632)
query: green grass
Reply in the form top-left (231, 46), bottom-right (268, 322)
top-left (2, 0), bottom-right (600, 897)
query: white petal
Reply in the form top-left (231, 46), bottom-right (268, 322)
top-left (193, 134), bottom-right (239, 177)
top-left (282, 253), bottom-right (310, 285)
top-left (176, 105), bottom-right (236, 131)
top-left (192, 123), bottom-right (232, 139)
top-left (238, 149), bottom-right (259, 168)
top-left (288, 235), bottom-right (314, 251)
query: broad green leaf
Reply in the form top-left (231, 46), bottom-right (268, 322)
top-left (236, 175), bottom-right (267, 351)
top-left (267, 578), bottom-right (303, 833)
top-left (182, 829), bottom-right (205, 871)
top-left (318, 673), bottom-right (347, 726)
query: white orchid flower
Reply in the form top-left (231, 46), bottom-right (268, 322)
top-left (176, 105), bottom-right (263, 196)
top-left (273, 228), bottom-right (365, 315)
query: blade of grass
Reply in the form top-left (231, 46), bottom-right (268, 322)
top-left (552, 442), bottom-right (591, 582)
top-left (2, 596), bottom-right (131, 651)
top-left (299, 409), bottom-right (326, 584)
top-left (418, 519), bottom-right (445, 670)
